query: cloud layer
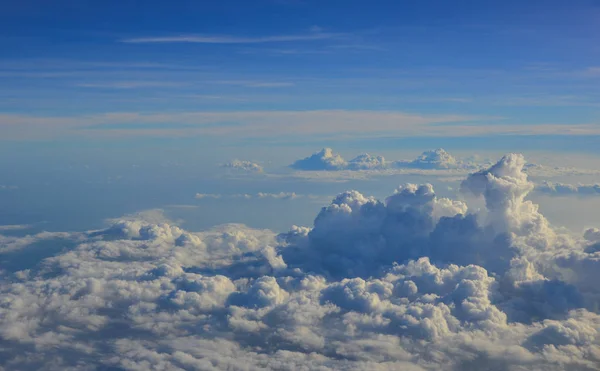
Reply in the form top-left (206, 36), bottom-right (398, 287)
top-left (536, 181), bottom-right (600, 196)
top-left (2, 154), bottom-right (600, 370)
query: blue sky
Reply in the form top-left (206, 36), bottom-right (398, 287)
top-left (5, 4), bottom-right (600, 369)
top-left (1, 0), bottom-right (599, 140)
top-left (1, 0), bottom-right (600, 233)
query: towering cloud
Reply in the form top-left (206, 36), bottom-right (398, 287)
top-left (1, 153), bottom-right (600, 370)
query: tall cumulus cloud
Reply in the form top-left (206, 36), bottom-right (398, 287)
top-left (2, 153), bottom-right (600, 370)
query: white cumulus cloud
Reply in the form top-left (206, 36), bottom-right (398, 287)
top-left (2, 153), bottom-right (600, 370)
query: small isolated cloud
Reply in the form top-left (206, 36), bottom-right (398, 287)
top-left (290, 148), bottom-right (348, 170)
top-left (0, 185), bottom-right (18, 190)
top-left (221, 160), bottom-right (264, 173)
top-left (195, 193), bottom-right (223, 199)
top-left (4, 153), bottom-right (600, 369)
top-left (256, 192), bottom-right (300, 200)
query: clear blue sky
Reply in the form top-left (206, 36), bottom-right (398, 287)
top-left (0, 0), bottom-right (598, 142)
top-left (1, 0), bottom-right (600, 232)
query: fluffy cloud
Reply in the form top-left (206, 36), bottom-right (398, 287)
top-left (290, 148), bottom-right (476, 172)
top-left (2, 153), bottom-right (600, 370)
top-left (290, 148), bottom-right (348, 170)
top-left (222, 159), bottom-right (264, 173)
top-left (347, 153), bottom-right (387, 170)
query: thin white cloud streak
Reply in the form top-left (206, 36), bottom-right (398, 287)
top-left (76, 81), bottom-right (187, 89)
top-left (0, 110), bottom-right (486, 140)
top-left (0, 224), bottom-right (31, 231)
top-left (120, 33), bottom-right (341, 44)
top-left (195, 192), bottom-right (321, 200)
top-left (2, 110), bottom-right (600, 141)
top-left (215, 80), bottom-right (295, 88)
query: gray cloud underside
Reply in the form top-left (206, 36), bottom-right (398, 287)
top-left (2, 154), bottom-right (600, 370)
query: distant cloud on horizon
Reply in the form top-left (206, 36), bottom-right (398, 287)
top-left (120, 31), bottom-right (342, 44)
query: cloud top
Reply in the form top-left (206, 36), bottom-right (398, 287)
top-left (290, 148), bottom-right (348, 170)
top-left (290, 148), bottom-right (476, 171)
top-left (2, 153), bottom-right (600, 370)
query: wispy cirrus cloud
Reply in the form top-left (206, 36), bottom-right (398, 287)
top-left (214, 80), bottom-right (295, 88)
top-left (120, 32), bottom-right (341, 44)
top-left (0, 110), bottom-right (489, 140)
top-left (3, 110), bottom-right (600, 141)
top-left (76, 81), bottom-right (188, 89)
top-left (195, 192), bottom-right (321, 200)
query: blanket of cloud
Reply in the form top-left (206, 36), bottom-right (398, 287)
top-left (290, 148), bottom-right (479, 171)
top-left (3, 154), bottom-right (600, 370)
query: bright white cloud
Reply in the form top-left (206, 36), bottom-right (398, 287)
top-left (290, 148), bottom-right (348, 170)
top-left (291, 148), bottom-right (477, 172)
top-left (2, 153), bottom-right (600, 370)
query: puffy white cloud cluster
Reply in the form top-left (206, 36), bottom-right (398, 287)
top-left (2, 153), bottom-right (600, 370)
top-left (291, 148), bottom-right (476, 172)
top-left (536, 182), bottom-right (600, 196)
top-left (222, 159), bottom-right (264, 173)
